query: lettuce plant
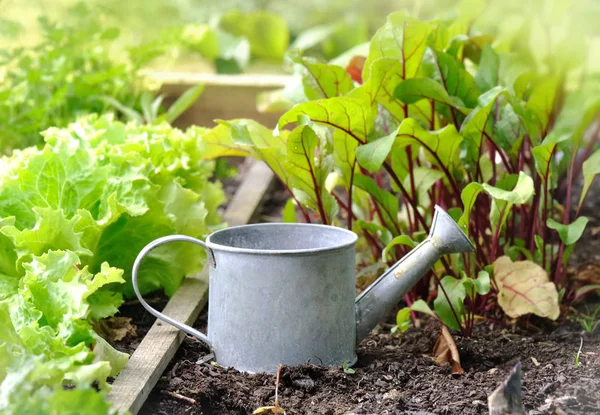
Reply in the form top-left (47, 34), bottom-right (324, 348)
top-left (0, 16), bottom-right (137, 153)
top-left (0, 115), bottom-right (224, 296)
top-left (202, 10), bottom-right (600, 336)
top-left (0, 116), bottom-right (224, 412)
top-left (0, 252), bottom-right (127, 414)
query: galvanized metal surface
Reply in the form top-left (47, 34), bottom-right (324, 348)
top-left (132, 206), bottom-right (475, 373)
top-left (354, 206), bottom-right (476, 342)
top-left (132, 223), bottom-right (358, 373)
top-left (208, 224), bottom-right (358, 372)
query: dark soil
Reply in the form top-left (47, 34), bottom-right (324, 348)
top-left (136, 310), bottom-right (599, 415)
top-left (112, 293), bottom-right (169, 355)
top-left (112, 172), bottom-right (600, 415)
top-left (256, 179), bottom-right (289, 223)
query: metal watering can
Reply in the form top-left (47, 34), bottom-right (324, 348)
top-left (132, 206), bottom-right (474, 373)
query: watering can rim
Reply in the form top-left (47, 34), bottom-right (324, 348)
top-left (205, 222), bottom-right (359, 256)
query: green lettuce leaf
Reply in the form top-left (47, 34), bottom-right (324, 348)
top-left (1, 114), bottom-right (224, 296)
top-left (0, 115), bottom-right (225, 413)
top-left (0, 251), bottom-right (128, 413)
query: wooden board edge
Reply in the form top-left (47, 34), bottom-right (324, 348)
top-left (223, 160), bottom-right (276, 226)
top-left (108, 158), bottom-right (275, 414)
top-left (143, 70), bottom-right (292, 88)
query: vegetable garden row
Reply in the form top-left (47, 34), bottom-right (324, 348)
top-left (1, 1), bottom-right (600, 414)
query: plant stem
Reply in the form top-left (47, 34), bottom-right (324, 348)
top-left (301, 141), bottom-right (329, 224)
top-left (509, 206), bottom-right (517, 246)
top-left (465, 286), bottom-right (476, 337)
top-left (490, 147), bottom-right (497, 185)
top-left (430, 100), bottom-right (435, 130)
top-left (331, 124), bottom-right (430, 232)
top-left (382, 161), bottom-right (430, 232)
top-left (541, 146), bottom-right (555, 269)
top-left (404, 292), bottom-right (418, 324)
top-left (400, 133), bottom-right (463, 206)
top-left (403, 196), bottom-right (414, 231)
top-left (406, 146), bottom-right (418, 228)
top-left (527, 175), bottom-right (542, 253)
top-left (347, 160), bottom-right (357, 230)
top-left (279, 181), bottom-right (311, 223)
top-left (555, 137), bottom-right (579, 284)
top-left (372, 195), bottom-right (401, 235)
top-left (483, 131), bottom-right (513, 173)
top-left (472, 197), bottom-right (491, 265)
top-left (333, 192), bottom-right (382, 259)
top-left (542, 179), bottom-right (550, 270)
top-left (274, 364), bottom-right (283, 413)
top-left (490, 204), bottom-right (509, 262)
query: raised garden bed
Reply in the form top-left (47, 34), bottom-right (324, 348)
top-left (84, 15), bottom-right (600, 414)
top-left (5, 6), bottom-right (600, 415)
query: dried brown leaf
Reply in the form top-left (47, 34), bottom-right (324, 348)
top-left (253, 407), bottom-right (286, 414)
top-left (432, 326), bottom-right (463, 374)
top-left (94, 316), bottom-right (136, 342)
top-left (590, 226), bottom-right (600, 236)
top-left (574, 261), bottom-right (600, 285)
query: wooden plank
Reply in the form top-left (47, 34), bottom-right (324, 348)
top-left (144, 71), bottom-right (291, 129)
top-left (108, 159), bottom-right (274, 414)
top-left (143, 71), bottom-right (291, 88)
top-left (224, 160), bottom-right (275, 226)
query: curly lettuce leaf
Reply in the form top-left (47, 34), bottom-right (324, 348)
top-left (0, 105), bottom-right (223, 415)
top-left (0, 114), bottom-right (224, 297)
top-left (0, 251), bottom-right (128, 413)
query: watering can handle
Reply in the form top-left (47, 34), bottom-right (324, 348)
top-left (131, 235), bottom-right (215, 349)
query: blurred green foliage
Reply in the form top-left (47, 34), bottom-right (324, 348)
top-left (4, 0), bottom-right (600, 73)
top-left (0, 3), bottom-right (214, 154)
top-left (0, 12), bottom-right (148, 153)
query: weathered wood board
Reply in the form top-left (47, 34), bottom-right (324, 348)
top-left (107, 273), bottom-right (208, 414)
top-left (145, 71), bottom-right (291, 129)
top-left (225, 160), bottom-right (276, 226)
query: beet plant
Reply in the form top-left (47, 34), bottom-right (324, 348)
top-left (202, 10), bottom-right (600, 336)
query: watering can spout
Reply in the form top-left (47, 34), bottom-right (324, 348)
top-left (354, 205), bottom-right (475, 343)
